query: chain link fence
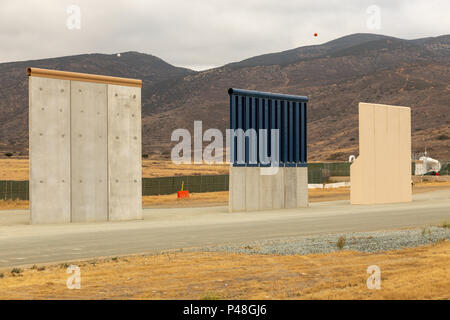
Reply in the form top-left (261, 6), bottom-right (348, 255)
top-left (142, 175), bottom-right (229, 196)
top-left (1, 172), bottom-right (322, 199)
top-left (307, 162), bottom-right (350, 183)
top-left (439, 161), bottom-right (450, 175)
top-left (0, 180), bottom-right (29, 200)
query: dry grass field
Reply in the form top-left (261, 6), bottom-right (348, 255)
top-left (0, 159), bottom-right (29, 181)
top-left (0, 199), bottom-right (29, 210)
top-left (142, 159), bottom-right (229, 177)
top-left (0, 240), bottom-right (448, 300)
top-left (0, 159), bottom-right (228, 181)
top-left (142, 191), bottom-right (229, 208)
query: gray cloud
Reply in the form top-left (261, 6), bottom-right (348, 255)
top-left (0, 0), bottom-right (448, 70)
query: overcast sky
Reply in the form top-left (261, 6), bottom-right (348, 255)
top-left (1, 0), bottom-right (448, 70)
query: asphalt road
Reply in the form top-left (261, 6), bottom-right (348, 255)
top-left (0, 190), bottom-right (449, 268)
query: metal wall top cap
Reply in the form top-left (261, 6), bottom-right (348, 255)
top-left (27, 67), bottom-right (142, 88)
top-left (228, 88), bottom-right (308, 103)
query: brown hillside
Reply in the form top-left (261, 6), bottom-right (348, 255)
top-left (0, 34), bottom-right (448, 161)
top-left (143, 34), bottom-right (450, 161)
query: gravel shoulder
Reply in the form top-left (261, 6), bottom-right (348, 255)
top-left (201, 226), bottom-right (450, 255)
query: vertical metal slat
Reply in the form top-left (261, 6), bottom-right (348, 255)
top-left (288, 101), bottom-right (294, 164)
top-left (294, 102), bottom-right (300, 163)
top-left (250, 96), bottom-right (257, 166)
top-left (300, 102), bottom-right (306, 164)
top-left (230, 94), bottom-right (236, 165)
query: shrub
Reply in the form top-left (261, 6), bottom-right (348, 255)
top-left (327, 152), bottom-right (346, 161)
top-left (440, 221), bottom-right (450, 229)
top-left (201, 293), bottom-right (220, 300)
top-left (436, 134), bottom-right (449, 140)
top-left (11, 268), bottom-right (22, 274)
top-left (421, 227), bottom-right (427, 236)
top-left (336, 236), bottom-right (346, 250)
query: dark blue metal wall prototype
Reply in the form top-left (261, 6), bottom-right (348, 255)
top-left (229, 88), bottom-right (308, 167)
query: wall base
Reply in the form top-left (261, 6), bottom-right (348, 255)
top-left (229, 166), bottom-right (308, 212)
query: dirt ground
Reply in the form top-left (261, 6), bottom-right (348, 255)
top-left (0, 240), bottom-right (448, 300)
top-left (0, 159), bottom-right (29, 181)
top-left (142, 191), bottom-right (229, 208)
top-left (142, 187), bottom-right (355, 208)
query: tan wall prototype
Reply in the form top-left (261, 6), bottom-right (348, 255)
top-left (350, 103), bottom-right (412, 204)
top-left (29, 68), bottom-right (142, 224)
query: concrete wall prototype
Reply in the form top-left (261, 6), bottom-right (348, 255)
top-left (229, 167), bottom-right (308, 212)
top-left (29, 68), bottom-right (142, 224)
top-left (350, 102), bottom-right (411, 205)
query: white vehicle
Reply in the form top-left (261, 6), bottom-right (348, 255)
top-left (415, 154), bottom-right (441, 175)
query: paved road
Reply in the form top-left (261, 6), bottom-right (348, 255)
top-left (0, 190), bottom-right (449, 268)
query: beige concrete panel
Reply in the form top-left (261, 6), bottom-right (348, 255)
top-left (374, 106), bottom-right (389, 202)
top-left (230, 166), bottom-right (308, 212)
top-left (385, 106), bottom-right (400, 203)
top-left (272, 168), bottom-right (284, 209)
top-left (296, 167), bottom-right (309, 207)
top-left (361, 104), bottom-right (375, 204)
top-left (259, 171), bottom-right (273, 210)
top-left (284, 167), bottom-right (297, 208)
top-left (245, 167), bottom-right (260, 211)
top-left (29, 76), bottom-right (71, 224)
top-left (108, 85), bottom-right (142, 221)
top-left (350, 158), bottom-right (362, 204)
top-left (399, 107), bottom-right (412, 202)
top-left (229, 166), bottom-right (246, 212)
top-left (351, 104), bottom-right (374, 204)
top-left (70, 81), bottom-right (108, 222)
top-left (351, 103), bottom-right (412, 205)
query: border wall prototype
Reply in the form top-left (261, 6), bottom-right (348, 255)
top-left (350, 102), bottom-right (412, 204)
top-left (228, 88), bottom-right (309, 212)
top-left (28, 68), bottom-right (142, 224)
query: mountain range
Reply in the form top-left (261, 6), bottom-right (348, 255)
top-left (0, 33), bottom-right (449, 161)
